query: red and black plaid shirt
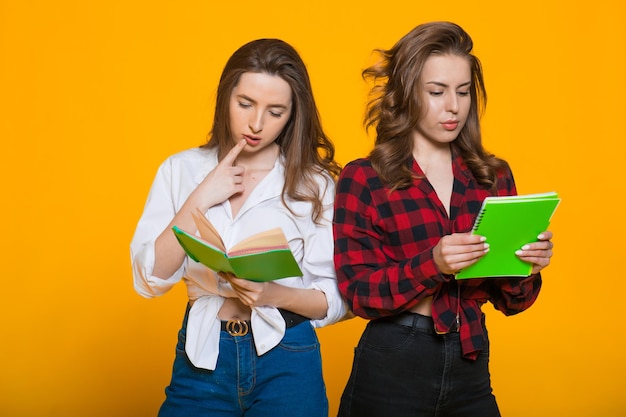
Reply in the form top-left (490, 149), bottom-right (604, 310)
top-left (333, 153), bottom-right (542, 360)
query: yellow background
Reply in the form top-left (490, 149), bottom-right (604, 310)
top-left (2, 0), bottom-right (625, 416)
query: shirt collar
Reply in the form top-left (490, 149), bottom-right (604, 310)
top-left (194, 146), bottom-right (219, 185)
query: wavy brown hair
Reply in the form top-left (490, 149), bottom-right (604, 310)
top-left (202, 39), bottom-right (340, 222)
top-left (364, 21), bottom-right (507, 191)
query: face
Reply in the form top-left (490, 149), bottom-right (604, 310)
top-left (229, 72), bottom-right (293, 154)
top-left (413, 54), bottom-right (472, 148)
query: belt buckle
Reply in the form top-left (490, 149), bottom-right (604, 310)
top-left (226, 319), bottom-right (249, 336)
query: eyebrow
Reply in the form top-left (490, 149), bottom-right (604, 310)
top-left (425, 81), bottom-right (472, 88)
top-left (236, 94), bottom-right (290, 109)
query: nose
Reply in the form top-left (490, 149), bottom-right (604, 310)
top-left (249, 110), bottom-right (263, 133)
top-left (446, 93), bottom-right (459, 114)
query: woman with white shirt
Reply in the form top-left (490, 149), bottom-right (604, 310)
top-left (130, 38), bottom-right (347, 417)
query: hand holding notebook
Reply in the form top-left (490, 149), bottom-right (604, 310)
top-left (455, 192), bottom-right (561, 279)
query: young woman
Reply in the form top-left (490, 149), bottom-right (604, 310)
top-left (333, 22), bottom-right (555, 417)
top-left (131, 38), bottom-right (346, 417)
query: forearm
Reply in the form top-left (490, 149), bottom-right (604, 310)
top-left (152, 188), bottom-right (227, 278)
top-left (337, 252), bottom-right (445, 319)
top-left (152, 199), bottom-right (205, 278)
top-left (153, 229), bottom-right (187, 279)
top-left (334, 222), bottom-right (447, 317)
top-left (270, 285), bottom-right (328, 320)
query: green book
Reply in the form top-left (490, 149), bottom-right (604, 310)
top-left (455, 192), bottom-right (561, 280)
top-left (172, 209), bottom-right (302, 282)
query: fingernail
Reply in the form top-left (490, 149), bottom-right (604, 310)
top-left (522, 245), bottom-right (530, 250)
top-left (537, 233), bottom-right (545, 239)
top-left (479, 236), bottom-right (487, 242)
top-left (515, 250), bottom-right (523, 255)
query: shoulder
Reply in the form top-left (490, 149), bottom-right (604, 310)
top-left (495, 159), bottom-right (514, 181)
top-left (156, 146), bottom-right (217, 175)
top-left (290, 168), bottom-right (336, 207)
top-left (342, 157), bottom-right (373, 171)
top-left (163, 146), bottom-right (215, 165)
top-left (338, 158), bottom-right (374, 180)
top-left (337, 158), bottom-right (382, 192)
top-left (281, 153), bottom-right (337, 204)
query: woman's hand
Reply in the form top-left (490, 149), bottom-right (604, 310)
top-left (186, 139), bottom-right (247, 212)
top-left (219, 273), bottom-right (328, 320)
top-left (220, 273), bottom-right (277, 308)
top-left (433, 232), bottom-right (489, 275)
top-left (516, 230), bottom-right (554, 274)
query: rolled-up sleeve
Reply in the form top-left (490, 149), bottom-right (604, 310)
top-left (486, 274), bottom-right (542, 316)
top-left (130, 159), bottom-right (185, 298)
top-left (300, 179), bottom-right (348, 327)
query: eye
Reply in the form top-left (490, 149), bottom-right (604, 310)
top-left (429, 91), bottom-right (443, 96)
top-left (269, 111), bottom-right (284, 118)
top-left (238, 101), bottom-right (252, 109)
top-left (457, 90), bottom-right (470, 96)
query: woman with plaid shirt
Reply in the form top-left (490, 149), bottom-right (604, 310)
top-left (334, 22), bottom-right (555, 417)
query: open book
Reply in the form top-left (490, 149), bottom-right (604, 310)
top-left (455, 192), bottom-right (561, 280)
top-left (172, 209), bottom-right (302, 282)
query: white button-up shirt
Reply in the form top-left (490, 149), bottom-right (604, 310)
top-left (131, 147), bottom-right (346, 370)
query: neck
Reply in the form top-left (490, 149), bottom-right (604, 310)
top-left (412, 142), bottom-right (451, 172)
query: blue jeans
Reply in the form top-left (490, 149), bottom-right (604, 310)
top-left (158, 306), bottom-right (328, 417)
top-left (338, 313), bottom-right (500, 417)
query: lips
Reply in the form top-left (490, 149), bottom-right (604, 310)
top-left (441, 121), bottom-right (459, 131)
top-left (243, 135), bottom-right (261, 145)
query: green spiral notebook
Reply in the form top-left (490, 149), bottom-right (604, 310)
top-left (455, 192), bottom-right (561, 279)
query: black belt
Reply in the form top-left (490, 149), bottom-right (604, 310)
top-left (278, 308), bottom-right (309, 328)
top-left (380, 312), bottom-right (437, 333)
top-left (221, 308), bottom-right (308, 336)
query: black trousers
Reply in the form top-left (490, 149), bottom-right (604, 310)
top-left (338, 313), bottom-right (500, 417)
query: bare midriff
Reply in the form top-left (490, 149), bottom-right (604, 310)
top-left (218, 298), bottom-right (252, 321)
top-left (408, 296), bottom-right (433, 316)
top-left (197, 293), bottom-right (432, 320)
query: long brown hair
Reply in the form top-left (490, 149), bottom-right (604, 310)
top-left (203, 39), bottom-right (340, 222)
top-left (364, 21), bottom-right (507, 191)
